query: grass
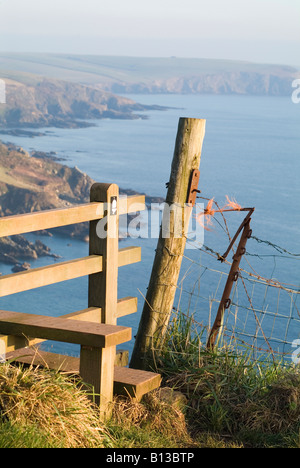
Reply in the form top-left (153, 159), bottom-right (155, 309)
top-left (108, 392), bottom-right (195, 448)
top-left (0, 363), bottom-right (112, 448)
top-left (0, 312), bottom-right (299, 448)
top-left (0, 53), bottom-right (296, 87)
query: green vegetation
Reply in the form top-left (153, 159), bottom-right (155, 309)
top-left (154, 312), bottom-right (300, 448)
top-left (0, 312), bottom-right (299, 448)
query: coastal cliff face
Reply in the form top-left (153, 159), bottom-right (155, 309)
top-left (0, 77), bottom-right (155, 128)
top-left (0, 141), bottom-right (93, 215)
top-left (1, 54), bottom-right (296, 99)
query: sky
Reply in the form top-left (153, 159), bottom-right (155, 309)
top-left (0, 0), bottom-right (299, 66)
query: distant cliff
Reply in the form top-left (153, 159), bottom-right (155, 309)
top-left (0, 54), bottom-right (297, 105)
top-left (107, 70), bottom-right (296, 96)
top-left (0, 141), bottom-right (93, 216)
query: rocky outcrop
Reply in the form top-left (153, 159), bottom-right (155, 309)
top-left (0, 141), bottom-right (94, 241)
top-left (0, 141), bottom-right (94, 213)
top-left (0, 235), bottom-right (60, 266)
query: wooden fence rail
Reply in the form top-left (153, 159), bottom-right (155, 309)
top-left (0, 194), bottom-right (145, 238)
top-left (0, 183), bottom-right (161, 418)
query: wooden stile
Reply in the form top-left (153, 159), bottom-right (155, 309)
top-left (0, 203), bottom-right (104, 238)
top-left (85, 183), bottom-right (119, 412)
top-left (119, 194), bottom-right (145, 218)
top-left (118, 246), bottom-right (141, 267)
top-left (116, 297), bottom-right (138, 318)
top-left (0, 182), bottom-right (160, 416)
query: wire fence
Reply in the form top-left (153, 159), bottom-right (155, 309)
top-left (171, 197), bottom-right (300, 364)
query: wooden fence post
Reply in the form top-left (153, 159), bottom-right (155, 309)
top-left (82, 183), bottom-right (119, 415)
top-left (130, 118), bottom-right (206, 370)
top-left (88, 183), bottom-right (119, 325)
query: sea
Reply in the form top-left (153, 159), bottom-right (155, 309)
top-left (0, 93), bottom-right (299, 360)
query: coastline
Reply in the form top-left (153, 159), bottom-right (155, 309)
top-left (0, 140), bottom-right (164, 270)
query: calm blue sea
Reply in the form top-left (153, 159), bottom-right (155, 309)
top-left (0, 94), bottom-right (299, 358)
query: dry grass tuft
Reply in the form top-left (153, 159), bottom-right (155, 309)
top-left (111, 389), bottom-right (194, 447)
top-left (0, 362), bottom-right (112, 448)
top-left (235, 372), bottom-right (300, 434)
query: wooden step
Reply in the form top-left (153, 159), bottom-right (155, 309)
top-left (7, 348), bottom-right (161, 401)
top-left (113, 366), bottom-right (161, 400)
top-left (7, 347), bottom-right (128, 369)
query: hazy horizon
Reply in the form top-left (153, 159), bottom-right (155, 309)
top-left (0, 0), bottom-right (299, 68)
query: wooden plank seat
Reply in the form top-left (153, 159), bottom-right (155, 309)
top-left (0, 300), bottom-right (138, 354)
top-left (0, 310), bottom-right (131, 348)
top-left (7, 348), bottom-right (162, 401)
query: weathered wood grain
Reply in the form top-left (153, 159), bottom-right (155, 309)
top-left (130, 118), bottom-right (206, 369)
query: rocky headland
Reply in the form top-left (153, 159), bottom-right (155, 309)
top-left (0, 76), bottom-right (166, 129)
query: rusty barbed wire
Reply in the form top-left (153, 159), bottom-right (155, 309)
top-left (174, 195), bottom-right (300, 360)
